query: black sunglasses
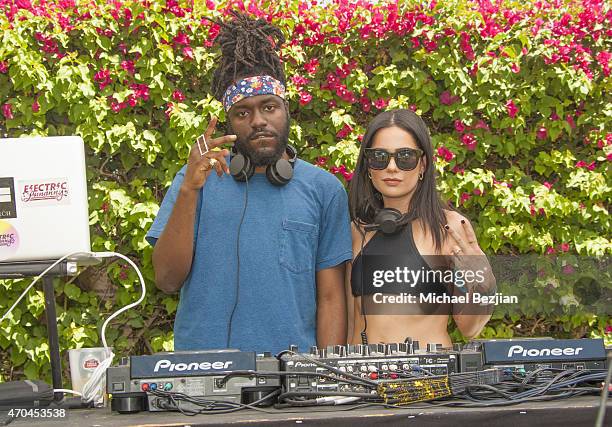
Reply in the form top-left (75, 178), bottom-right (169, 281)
top-left (364, 147), bottom-right (424, 171)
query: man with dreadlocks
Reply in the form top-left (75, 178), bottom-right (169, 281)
top-left (146, 13), bottom-right (352, 354)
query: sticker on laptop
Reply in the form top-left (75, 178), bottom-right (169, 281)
top-left (0, 177), bottom-right (17, 219)
top-left (19, 179), bottom-right (71, 206)
top-left (0, 220), bottom-right (19, 259)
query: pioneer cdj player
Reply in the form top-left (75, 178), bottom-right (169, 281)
top-left (106, 349), bottom-right (280, 413)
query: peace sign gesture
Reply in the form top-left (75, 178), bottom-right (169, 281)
top-left (182, 117), bottom-right (237, 192)
top-left (444, 213), bottom-right (495, 293)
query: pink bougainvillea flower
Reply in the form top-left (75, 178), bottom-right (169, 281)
top-left (543, 181), bottom-right (553, 189)
top-left (586, 161), bottom-right (596, 170)
top-left (560, 242), bottom-right (570, 252)
top-left (374, 98), bottom-right (388, 110)
top-left (511, 63), bottom-right (521, 73)
top-left (454, 119), bottom-right (465, 133)
top-left (304, 58), bottom-right (319, 75)
top-left (459, 192), bottom-right (471, 204)
top-left (336, 124), bottom-right (353, 139)
top-left (342, 171), bottom-right (354, 181)
top-left (0, 61), bottom-right (8, 73)
top-left (536, 127), bottom-right (547, 140)
top-left (299, 91), bottom-right (312, 105)
top-left (15, 0), bottom-right (32, 10)
top-left (437, 146), bottom-right (455, 161)
top-left (459, 32), bottom-right (475, 60)
top-left (316, 156), bottom-right (327, 166)
top-left (2, 103), bottom-right (13, 119)
top-left (182, 46), bottom-right (194, 59)
top-left (291, 75), bottom-right (309, 88)
top-left (473, 188), bottom-right (483, 196)
top-left (506, 99), bottom-right (518, 118)
top-left (32, 100), bottom-right (40, 112)
top-left (121, 60), bottom-right (135, 74)
top-left (173, 32), bottom-right (190, 46)
top-left (461, 133), bottom-right (478, 151)
top-left (359, 96), bottom-right (371, 113)
top-left (545, 247), bottom-right (555, 255)
top-left (566, 114), bottom-right (576, 129)
top-left (439, 91), bottom-right (459, 105)
top-left (172, 90), bottom-right (185, 102)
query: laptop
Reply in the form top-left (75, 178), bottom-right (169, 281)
top-left (0, 136), bottom-right (92, 263)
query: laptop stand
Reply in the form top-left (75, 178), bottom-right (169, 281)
top-left (0, 260), bottom-right (79, 402)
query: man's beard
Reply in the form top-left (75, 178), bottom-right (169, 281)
top-left (230, 119), bottom-right (290, 167)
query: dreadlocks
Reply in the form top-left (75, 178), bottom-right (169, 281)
top-left (211, 11), bottom-right (286, 101)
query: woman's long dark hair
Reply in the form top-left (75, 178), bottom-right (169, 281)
top-left (348, 109), bottom-right (449, 253)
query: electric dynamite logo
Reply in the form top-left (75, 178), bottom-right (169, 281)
top-left (19, 179), bottom-right (70, 205)
top-left (0, 220), bottom-right (19, 260)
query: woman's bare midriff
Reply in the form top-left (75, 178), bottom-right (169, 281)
top-left (348, 312), bottom-right (452, 348)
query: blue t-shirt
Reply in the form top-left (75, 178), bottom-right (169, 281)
top-left (146, 159), bottom-right (352, 354)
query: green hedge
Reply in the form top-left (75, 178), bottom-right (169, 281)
top-left (0, 0), bottom-right (610, 383)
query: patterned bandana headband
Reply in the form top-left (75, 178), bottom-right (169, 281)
top-left (223, 75), bottom-right (286, 112)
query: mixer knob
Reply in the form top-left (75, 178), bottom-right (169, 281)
top-left (453, 343), bottom-right (463, 352)
top-left (361, 345), bottom-right (371, 356)
top-left (404, 338), bottom-right (414, 354)
top-left (384, 344), bottom-right (394, 355)
top-left (398, 343), bottom-right (408, 354)
top-left (289, 344), bottom-right (299, 353)
top-left (310, 345), bottom-right (318, 356)
top-left (347, 344), bottom-right (357, 355)
top-left (377, 343), bottom-right (385, 354)
top-left (334, 345), bottom-right (346, 357)
top-left (319, 348), bottom-right (327, 358)
top-left (427, 343), bottom-right (437, 353)
top-left (413, 340), bottom-right (420, 352)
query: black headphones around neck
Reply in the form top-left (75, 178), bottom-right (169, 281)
top-left (364, 208), bottom-right (414, 235)
top-left (229, 145), bottom-right (297, 186)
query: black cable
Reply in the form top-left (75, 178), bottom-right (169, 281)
top-left (275, 350), bottom-right (378, 386)
top-left (219, 369), bottom-right (376, 388)
top-left (595, 354), bottom-right (612, 427)
top-left (151, 387), bottom-right (280, 415)
top-left (358, 226), bottom-right (368, 344)
top-left (226, 171), bottom-right (249, 348)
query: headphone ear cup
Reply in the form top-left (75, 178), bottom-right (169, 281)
top-left (374, 208), bottom-right (404, 235)
top-left (230, 153), bottom-right (254, 182)
top-left (266, 158), bottom-right (294, 186)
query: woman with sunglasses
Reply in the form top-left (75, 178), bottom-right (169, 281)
top-left (346, 109), bottom-right (495, 348)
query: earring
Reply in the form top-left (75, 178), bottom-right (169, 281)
top-left (418, 171), bottom-right (424, 181)
top-left (367, 171), bottom-right (372, 180)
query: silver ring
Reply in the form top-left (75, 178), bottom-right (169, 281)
top-left (209, 158), bottom-right (218, 168)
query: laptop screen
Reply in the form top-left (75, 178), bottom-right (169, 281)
top-left (0, 136), bottom-right (91, 262)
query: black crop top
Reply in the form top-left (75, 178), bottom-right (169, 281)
top-left (351, 223), bottom-right (449, 297)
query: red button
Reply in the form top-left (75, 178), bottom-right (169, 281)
top-left (141, 383), bottom-right (149, 391)
top-left (369, 373), bottom-right (378, 380)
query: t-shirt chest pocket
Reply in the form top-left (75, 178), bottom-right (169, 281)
top-left (279, 219), bottom-right (319, 274)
